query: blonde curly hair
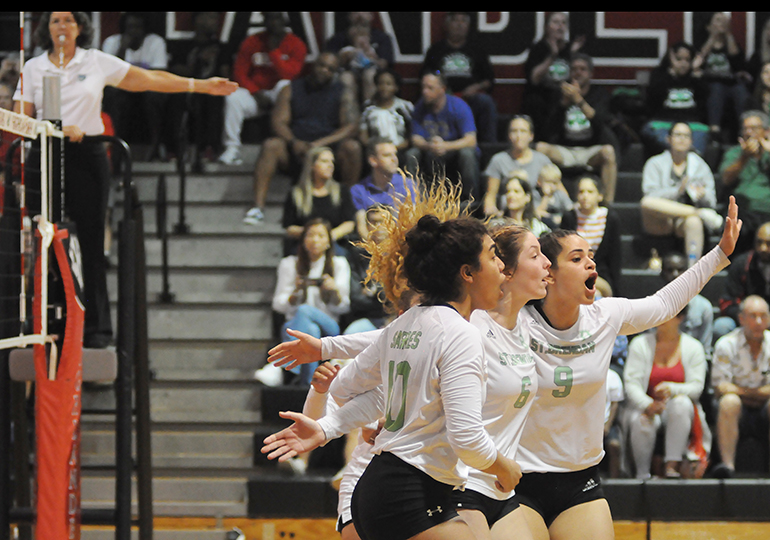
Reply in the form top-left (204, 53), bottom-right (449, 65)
top-left (355, 169), bottom-right (471, 312)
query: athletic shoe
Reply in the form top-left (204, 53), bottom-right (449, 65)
top-left (225, 527), bottom-right (246, 540)
top-left (217, 146), bottom-right (243, 165)
top-left (698, 208), bottom-right (724, 231)
top-left (254, 363), bottom-right (283, 387)
top-left (284, 456), bottom-right (307, 476)
top-left (710, 462), bottom-right (734, 479)
top-left (243, 207), bottom-right (265, 225)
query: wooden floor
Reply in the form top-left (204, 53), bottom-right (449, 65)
top-left (82, 518), bottom-right (770, 540)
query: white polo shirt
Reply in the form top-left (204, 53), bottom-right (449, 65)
top-left (14, 47), bottom-right (131, 135)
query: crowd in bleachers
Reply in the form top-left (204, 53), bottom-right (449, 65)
top-left (6, 11), bottom-right (766, 481)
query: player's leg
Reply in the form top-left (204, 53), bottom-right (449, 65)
top-left (340, 521), bottom-right (362, 540)
top-left (457, 509), bottom-right (492, 540)
top-left (515, 505), bottom-right (550, 540)
top-left (548, 499), bottom-right (615, 540)
top-left (411, 517), bottom-right (479, 540)
top-left (490, 506), bottom-right (535, 540)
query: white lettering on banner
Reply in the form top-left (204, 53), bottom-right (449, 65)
top-left (0, 108), bottom-right (37, 138)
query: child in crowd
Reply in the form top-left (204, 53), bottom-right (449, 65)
top-left (534, 163), bottom-right (573, 229)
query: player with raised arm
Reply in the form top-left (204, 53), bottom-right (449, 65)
top-left (512, 196), bottom-right (741, 540)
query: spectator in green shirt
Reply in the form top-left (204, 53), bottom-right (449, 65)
top-left (720, 110), bottom-right (770, 254)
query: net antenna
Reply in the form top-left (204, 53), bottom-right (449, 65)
top-left (0, 86), bottom-right (63, 353)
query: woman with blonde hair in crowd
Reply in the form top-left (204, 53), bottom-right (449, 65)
top-left (283, 146), bottom-right (356, 254)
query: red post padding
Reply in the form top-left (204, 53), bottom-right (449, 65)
top-left (34, 225), bottom-right (85, 540)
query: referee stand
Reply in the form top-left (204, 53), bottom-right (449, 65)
top-left (0, 134), bottom-right (154, 540)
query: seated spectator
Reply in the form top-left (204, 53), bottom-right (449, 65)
top-left (534, 163), bottom-right (573, 229)
top-left (350, 138), bottom-right (416, 240)
top-left (535, 53), bottom-right (618, 202)
top-left (0, 53), bottom-right (20, 88)
top-left (693, 12), bottom-right (751, 142)
top-left (711, 295), bottom-right (770, 477)
top-left (102, 12), bottom-right (170, 160)
top-left (325, 12), bottom-right (394, 104)
top-left (641, 41), bottom-right (709, 156)
top-left (421, 12), bottom-right (497, 143)
top-left (659, 252), bottom-right (715, 357)
top-left (720, 110), bottom-right (770, 249)
top-left (247, 52), bottom-right (360, 225)
top-left (488, 174), bottom-right (551, 237)
top-left (747, 17), bottom-right (770, 83)
top-left (748, 61), bottom-right (770, 115)
top-left (218, 12), bottom-right (307, 166)
top-left (521, 11), bottom-right (585, 134)
top-left (560, 175), bottom-right (622, 296)
top-left (168, 12), bottom-right (232, 165)
top-left (344, 205), bottom-right (389, 334)
top-left (283, 146), bottom-right (356, 255)
top-left (359, 68), bottom-right (413, 155)
top-left (405, 70), bottom-right (479, 204)
top-left (623, 306), bottom-right (711, 479)
top-left (259, 218), bottom-right (351, 387)
top-left (640, 122), bottom-right (723, 266)
top-left (483, 115), bottom-right (553, 217)
top-left (715, 222), bottom-right (770, 343)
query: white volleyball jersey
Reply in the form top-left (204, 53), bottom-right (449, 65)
top-left (518, 246), bottom-right (729, 473)
top-left (321, 329), bottom-right (381, 360)
top-left (324, 304), bottom-right (498, 486)
top-left (464, 310), bottom-right (538, 500)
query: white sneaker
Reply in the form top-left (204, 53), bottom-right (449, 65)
top-left (254, 363), bottom-right (283, 387)
top-left (698, 208), bottom-right (724, 231)
top-left (243, 207), bottom-right (265, 225)
top-left (218, 146), bottom-right (243, 165)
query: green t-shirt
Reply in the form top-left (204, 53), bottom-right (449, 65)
top-left (720, 146), bottom-right (770, 215)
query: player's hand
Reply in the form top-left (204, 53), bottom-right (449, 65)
top-left (261, 411), bottom-right (326, 461)
top-left (717, 195), bottom-right (742, 257)
top-left (311, 362), bottom-right (341, 394)
top-left (494, 456), bottom-right (522, 493)
top-left (267, 329), bottom-right (323, 369)
top-left (482, 453), bottom-right (522, 493)
top-left (361, 418), bottom-right (385, 445)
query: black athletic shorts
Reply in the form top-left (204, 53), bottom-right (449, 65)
top-left (515, 465), bottom-right (605, 527)
top-left (351, 452), bottom-right (459, 540)
top-left (452, 487), bottom-right (520, 527)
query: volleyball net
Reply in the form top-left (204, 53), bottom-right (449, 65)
top-left (0, 106), bottom-right (61, 353)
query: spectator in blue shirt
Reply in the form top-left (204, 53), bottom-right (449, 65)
top-left (350, 138), bottom-right (417, 239)
top-left (405, 70), bottom-right (479, 204)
